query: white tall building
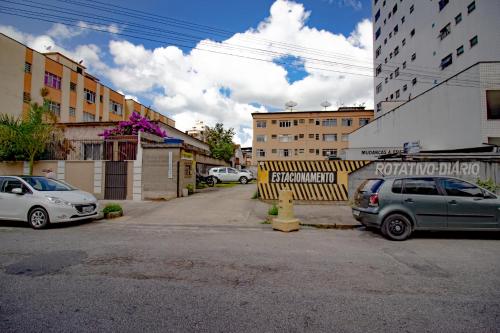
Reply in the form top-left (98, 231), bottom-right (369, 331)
top-left (373, 0), bottom-right (500, 116)
top-left (343, 0), bottom-right (500, 159)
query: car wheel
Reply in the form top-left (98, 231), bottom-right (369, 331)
top-left (382, 214), bottom-right (412, 241)
top-left (206, 176), bottom-right (215, 187)
top-left (28, 207), bottom-right (50, 229)
top-left (239, 176), bottom-right (248, 184)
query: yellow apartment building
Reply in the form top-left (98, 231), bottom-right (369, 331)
top-left (252, 107), bottom-right (374, 163)
top-left (0, 33), bottom-right (175, 127)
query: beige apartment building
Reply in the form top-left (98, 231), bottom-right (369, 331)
top-left (0, 33), bottom-right (175, 127)
top-left (252, 107), bottom-right (374, 163)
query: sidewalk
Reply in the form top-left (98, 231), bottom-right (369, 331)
top-left (99, 185), bottom-right (361, 229)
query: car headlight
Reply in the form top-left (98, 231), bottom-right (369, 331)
top-left (46, 196), bottom-right (73, 206)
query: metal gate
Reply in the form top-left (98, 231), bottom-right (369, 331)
top-left (104, 161), bottom-right (128, 200)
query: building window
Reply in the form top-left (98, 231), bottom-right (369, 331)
top-left (46, 101), bottom-right (61, 117)
top-left (395, 90), bottom-right (400, 98)
top-left (299, 119), bottom-right (305, 124)
top-left (467, 1), bottom-right (476, 14)
top-left (294, 135), bottom-right (299, 141)
top-left (456, 45), bottom-right (464, 56)
top-left (84, 89), bottom-right (96, 104)
top-left (439, 0), bottom-right (449, 11)
top-left (486, 90), bottom-right (500, 119)
top-left (376, 64), bottom-right (382, 76)
top-left (23, 92), bottom-right (31, 103)
top-left (375, 46), bottom-right (381, 58)
top-left (322, 118), bottom-right (337, 126)
top-left (389, 73), bottom-right (393, 80)
top-left (83, 143), bottom-right (102, 161)
top-left (271, 134), bottom-right (277, 139)
top-left (278, 134), bottom-right (293, 142)
top-left (309, 149), bottom-right (314, 154)
top-left (342, 118), bottom-right (353, 126)
top-left (256, 149), bottom-right (266, 157)
top-left (393, 25), bottom-right (398, 35)
top-left (315, 134), bottom-right (320, 140)
top-left (402, 38), bottom-right (406, 46)
top-left (394, 46), bottom-right (399, 56)
top-left (299, 149), bottom-right (304, 154)
top-left (322, 149), bottom-right (337, 157)
top-left (403, 84), bottom-right (407, 92)
top-left (70, 82), bottom-right (76, 91)
top-left (376, 83), bottom-right (383, 94)
top-left (401, 16), bottom-right (405, 24)
top-left (76, 67), bottom-right (83, 74)
top-left (69, 107), bottom-right (76, 117)
top-left (412, 78), bottom-right (417, 85)
top-left (24, 62), bottom-right (31, 73)
top-left (308, 119), bottom-right (314, 124)
top-left (44, 72), bottom-right (61, 90)
top-left (278, 149), bottom-right (290, 157)
top-left (316, 149), bottom-right (320, 156)
top-left (315, 119), bottom-right (321, 125)
top-left (83, 111), bottom-right (95, 122)
top-left (110, 101), bottom-right (123, 115)
top-left (376, 102), bottom-right (382, 112)
top-left (375, 27), bottom-right (381, 40)
top-left (455, 13), bottom-right (462, 25)
top-left (469, 35), bottom-right (478, 48)
top-left (341, 134), bottom-right (349, 142)
top-left (410, 4), bottom-right (414, 13)
top-left (293, 119), bottom-right (298, 126)
top-left (439, 23), bottom-right (451, 40)
top-left (322, 134), bottom-right (337, 142)
top-left (271, 149), bottom-right (277, 154)
top-left (440, 54), bottom-right (453, 70)
top-left (411, 53), bottom-right (416, 61)
top-left (403, 61), bottom-right (407, 69)
top-left (359, 118), bottom-right (370, 126)
top-left (256, 120), bottom-right (267, 128)
top-left (271, 120), bottom-right (277, 124)
top-left (395, 67), bottom-right (399, 77)
top-left (385, 77), bottom-right (388, 84)
top-left (256, 135), bottom-right (266, 142)
top-left (375, 9), bottom-right (380, 22)
top-left (392, 4), bottom-right (397, 14)
top-left (410, 28), bottom-right (415, 37)
top-left (308, 134), bottom-right (314, 139)
top-left (279, 120), bottom-right (291, 128)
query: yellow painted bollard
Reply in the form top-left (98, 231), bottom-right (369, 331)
top-left (272, 189), bottom-right (300, 232)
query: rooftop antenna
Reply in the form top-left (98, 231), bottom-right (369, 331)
top-left (285, 101), bottom-right (298, 112)
top-left (320, 101), bottom-right (331, 111)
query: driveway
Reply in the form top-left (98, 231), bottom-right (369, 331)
top-left (0, 184), bottom-right (499, 332)
top-left (103, 184), bottom-right (357, 228)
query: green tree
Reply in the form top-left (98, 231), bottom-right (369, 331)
top-left (0, 90), bottom-right (58, 175)
top-left (206, 123), bottom-right (235, 162)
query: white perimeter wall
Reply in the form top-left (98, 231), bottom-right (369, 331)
top-left (349, 63), bottom-right (500, 152)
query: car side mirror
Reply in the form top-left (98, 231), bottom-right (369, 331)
top-left (11, 188), bottom-right (24, 195)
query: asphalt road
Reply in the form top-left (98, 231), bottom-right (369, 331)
top-left (0, 185), bottom-right (499, 332)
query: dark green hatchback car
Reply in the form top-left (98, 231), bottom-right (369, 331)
top-left (352, 176), bottom-right (500, 240)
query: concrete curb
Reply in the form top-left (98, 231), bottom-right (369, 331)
top-left (299, 222), bottom-right (362, 230)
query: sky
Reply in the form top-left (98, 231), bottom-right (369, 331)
top-left (0, 0), bottom-right (374, 147)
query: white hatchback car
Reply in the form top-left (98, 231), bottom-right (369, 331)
top-left (0, 176), bottom-right (100, 229)
top-left (209, 167), bottom-right (254, 184)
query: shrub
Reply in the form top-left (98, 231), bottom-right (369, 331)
top-left (477, 178), bottom-right (499, 193)
top-left (103, 203), bottom-right (123, 214)
top-left (186, 183), bottom-right (195, 194)
top-left (268, 204), bottom-right (278, 216)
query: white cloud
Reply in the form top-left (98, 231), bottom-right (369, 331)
top-left (0, 0), bottom-right (373, 146)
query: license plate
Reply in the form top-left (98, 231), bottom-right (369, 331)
top-left (82, 206), bottom-right (94, 213)
top-left (353, 210), bottom-right (360, 217)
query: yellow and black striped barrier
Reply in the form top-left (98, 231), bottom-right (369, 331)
top-left (257, 160), bottom-right (370, 201)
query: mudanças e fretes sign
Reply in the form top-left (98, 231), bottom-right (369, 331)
top-left (258, 160), bottom-right (370, 201)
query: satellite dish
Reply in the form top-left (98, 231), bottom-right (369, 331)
top-left (320, 101), bottom-right (331, 111)
top-left (285, 101), bottom-right (298, 111)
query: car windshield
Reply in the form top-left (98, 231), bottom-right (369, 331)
top-left (21, 177), bottom-right (75, 191)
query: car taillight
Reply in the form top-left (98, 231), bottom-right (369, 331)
top-left (369, 193), bottom-right (379, 207)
